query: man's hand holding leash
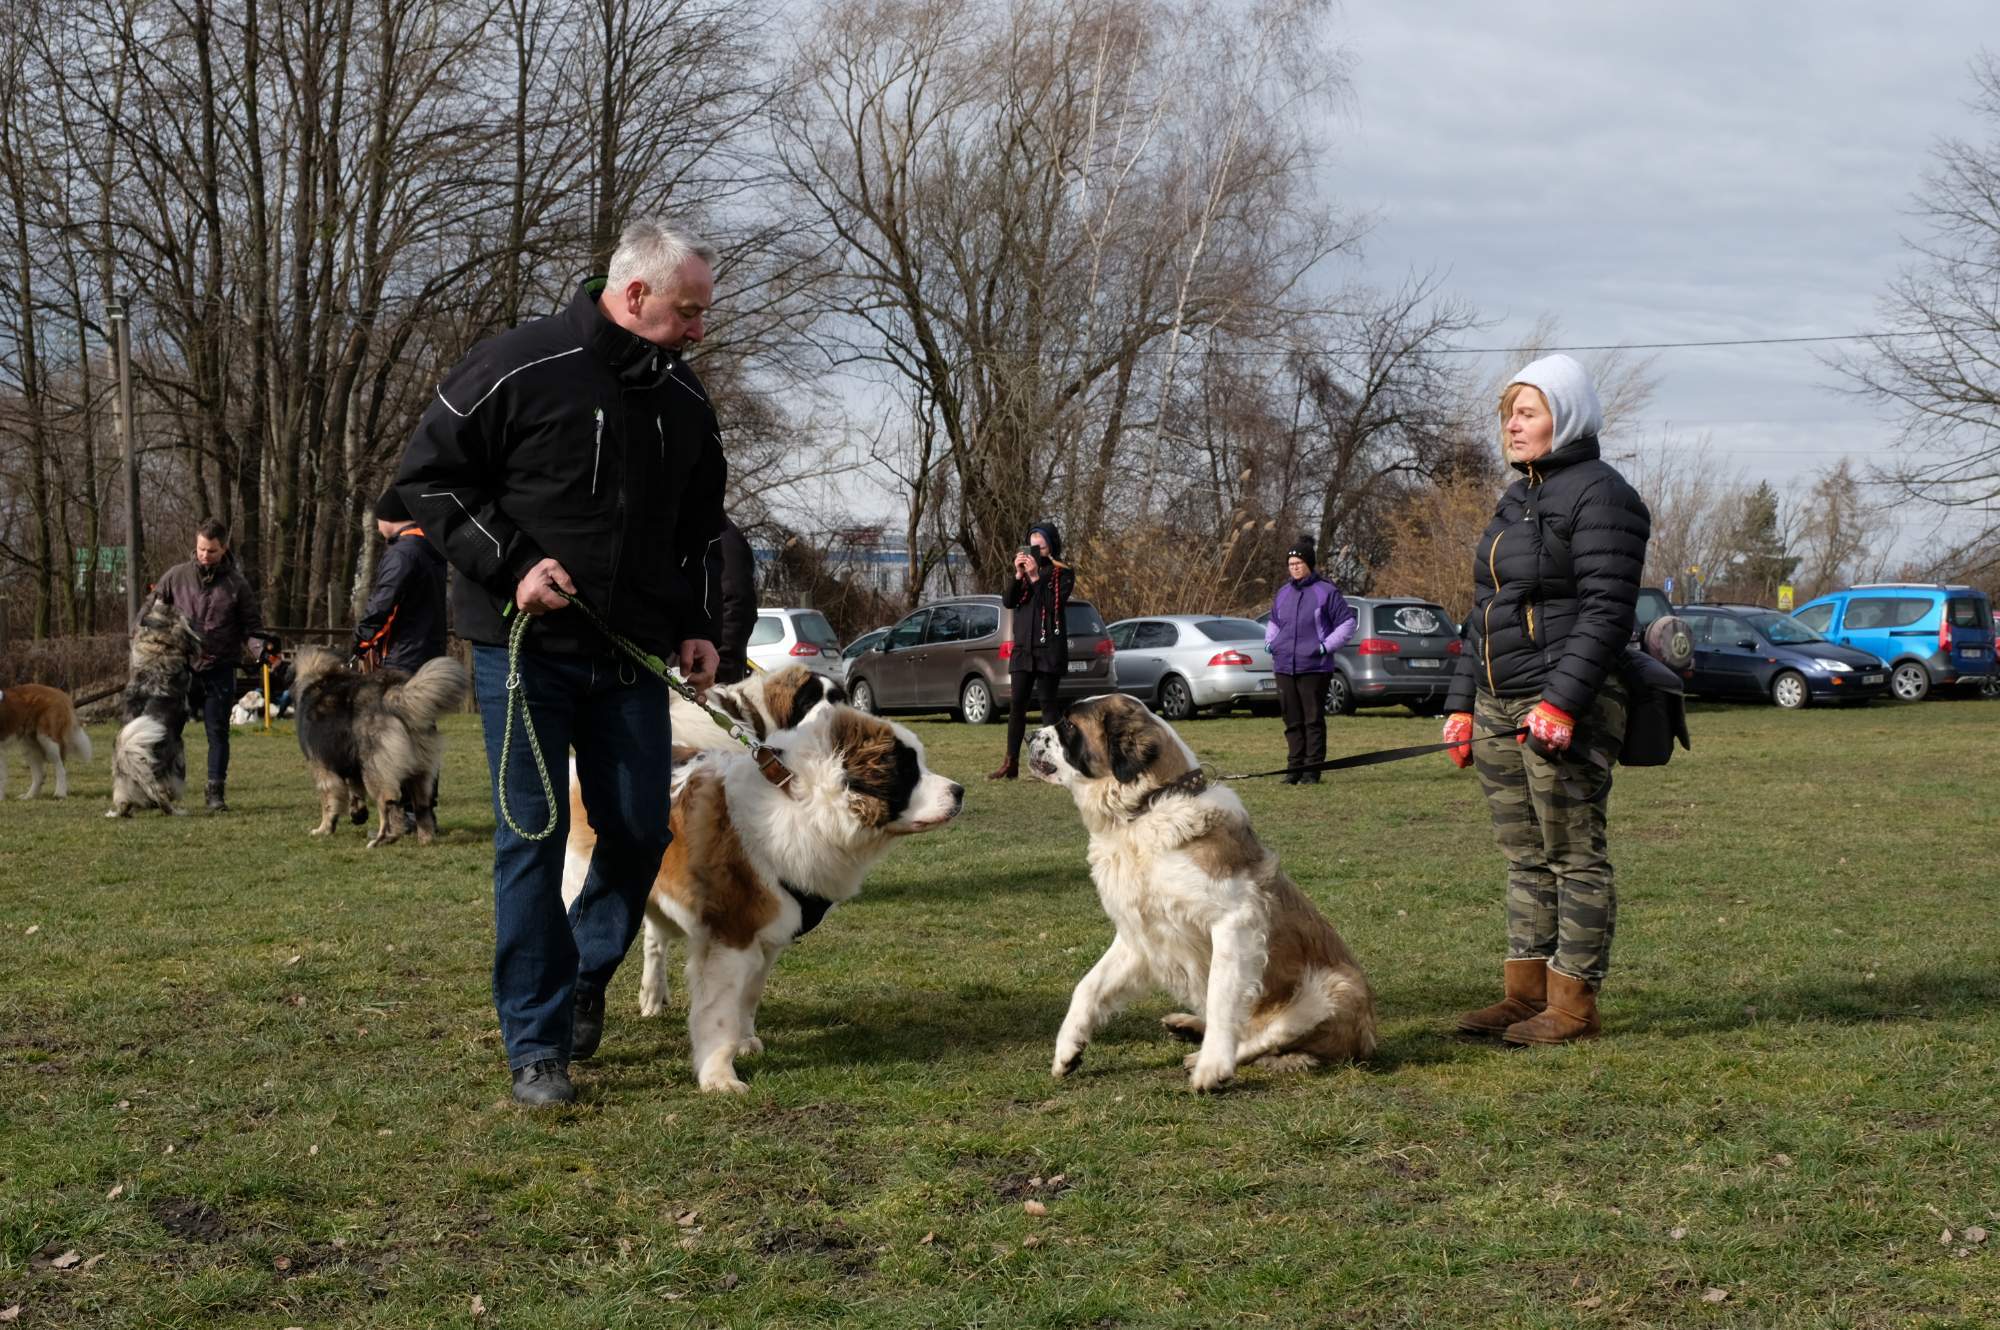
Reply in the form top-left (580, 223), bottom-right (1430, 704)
top-left (679, 638), bottom-right (719, 692)
top-left (515, 558), bottom-right (577, 615)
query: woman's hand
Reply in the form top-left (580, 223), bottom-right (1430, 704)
top-left (1442, 712), bottom-right (1475, 768)
top-left (1519, 701), bottom-right (1575, 753)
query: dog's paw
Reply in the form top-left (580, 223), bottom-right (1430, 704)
top-left (1160, 1013), bottom-right (1206, 1043)
top-left (1051, 1048), bottom-right (1084, 1079)
top-left (1187, 1057), bottom-right (1235, 1093)
top-left (737, 1037), bottom-right (764, 1058)
top-left (699, 1073), bottom-right (751, 1095)
top-left (636, 994), bottom-right (668, 1019)
top-left (308, 825), bottom-right (331, 836)
top-left (104, 808), bottom-right (121, 819)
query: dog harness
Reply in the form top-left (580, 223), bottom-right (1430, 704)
top-left (779, 880), bottom-right (835, 939)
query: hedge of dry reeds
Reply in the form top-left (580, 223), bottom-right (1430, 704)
top-left (0, 632), bottom-right (131, 705)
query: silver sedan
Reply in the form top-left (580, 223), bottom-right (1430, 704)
top-left (1105, 615), bottom-right (1278, 720)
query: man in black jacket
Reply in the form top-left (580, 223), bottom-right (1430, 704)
top-left (395, 219), bottom-right (724, 1107)
top-left (355, 486), bottom-right (448, 674)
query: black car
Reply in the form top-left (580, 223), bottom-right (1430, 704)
top-left (1674, 603), bottom-right (1890, 709)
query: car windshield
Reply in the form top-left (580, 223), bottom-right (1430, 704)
top-left (1195, 618), bottom-right (1266, 641)
top-left (1744, 611), bottom-right (1822, 645)
top-left (793, 612), bottom-right (840, 648)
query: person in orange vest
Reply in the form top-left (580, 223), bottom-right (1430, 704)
top-left (355, 486), bottom-right (449, 674)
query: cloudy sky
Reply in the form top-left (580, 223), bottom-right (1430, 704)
top-left (1331, 1), bottom-right (1995, 558)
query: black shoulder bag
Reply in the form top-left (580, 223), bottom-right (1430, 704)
top-left (1528, 486), bottom-right (1691, 767)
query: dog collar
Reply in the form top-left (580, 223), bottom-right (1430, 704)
top-left (1131, 767), bottom-right (1209, 816)
top-left (779, 880), bottom-right (833, 939)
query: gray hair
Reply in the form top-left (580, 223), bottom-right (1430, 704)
top-left (606, 219), bottom-right (718, 295)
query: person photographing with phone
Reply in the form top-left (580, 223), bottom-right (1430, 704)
top-left (990, 522), bottom-right (1075, 781)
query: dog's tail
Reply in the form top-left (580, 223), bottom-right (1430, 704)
top-left (291, 646), bottom-right (346, 693)
top-left (111, 715), bottom-right (171, 806)
top-left (39, 690), bottom-right (92, 763)
top-left (384, 657), bottom-right (468, 725)
top-left (64, 720), bottom-right (92, 764)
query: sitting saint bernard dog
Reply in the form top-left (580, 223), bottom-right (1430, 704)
top-left (565, 667), bottom-right (962, 1092)
top-left (1028, 693), bottom-right (1377, 1091)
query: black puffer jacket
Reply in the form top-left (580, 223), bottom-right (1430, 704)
top-left (1444, 435), bottom-right (1651, 718)
top-left (394, 279), bottom-right (725, 655)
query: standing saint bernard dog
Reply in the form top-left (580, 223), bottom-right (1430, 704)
top-left (1028, 693), bottom-right (1377, 1091)
top-left (564, 667), bottom-right (962, 1092)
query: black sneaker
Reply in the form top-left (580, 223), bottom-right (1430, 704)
top-left (572, 994), bottom-right (605, 1060)
top-left (205, 781), bottom-right (229, 813)
top-left (511, 1059), bottom-right (575, 1107)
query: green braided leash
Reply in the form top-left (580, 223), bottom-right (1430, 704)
top-left (494, 593), bottom-right (792, 841)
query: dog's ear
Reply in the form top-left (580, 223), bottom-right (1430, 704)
top-left (785, 675), bottom-right (828, 730)
top-left (1102, 702), bottom-right (1164, 786)
top-left (1057, 705), bottom-right (1099, 778)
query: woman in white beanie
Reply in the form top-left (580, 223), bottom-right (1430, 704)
top-left (1440, 354), bottom-right (1651, 1045)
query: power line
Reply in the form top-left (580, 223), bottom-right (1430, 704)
top-left (1436, 332), bottom-right (1921, 355)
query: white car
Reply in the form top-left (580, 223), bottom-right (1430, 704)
top-left (746, 607), bottom-right (843, 678)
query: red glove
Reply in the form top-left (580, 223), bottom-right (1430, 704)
top-left (1441, 712), bottom-right (1474, 769)
top-left (1520, 701), bottom-right (1575, 752)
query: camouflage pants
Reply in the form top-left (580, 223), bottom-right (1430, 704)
top-left (1472, 680), bottom-right (1626, 987)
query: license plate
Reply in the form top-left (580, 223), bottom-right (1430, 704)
top-left (1407, 658), bottom-right (1443, 669)
top-left (1067, 661), bottom-right (1090, 673)
top-left (1260, 677), bottom-right (1277, 690)
top-left (1862, 673), bottom-right (1884, 685)
top-left (1963, 647), bottom-right (1988, 658)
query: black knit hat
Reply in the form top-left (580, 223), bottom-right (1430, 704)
top-left (1286, 534), bottom-right (1317, 569)
top-left (1027, 520), bottom-right (1063, 560)
top-left (375, 485), bottom-right (412, 524)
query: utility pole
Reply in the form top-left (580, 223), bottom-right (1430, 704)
top-left (106, 294), bottom-right (141, 628)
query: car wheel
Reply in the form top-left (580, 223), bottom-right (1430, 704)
top-left (1890, 661), bottom-right (1931, 702)
top-left (959, 676), bottom-right (995, 725)
top-left (1157, 675), bottom-right (1196, 721)
top-left (849, 679), bottom-right (876, 715)
top-left (1326, 672), bottom-right (1356, 715)
top-left (1770, 670), bottom-right (1809, 710)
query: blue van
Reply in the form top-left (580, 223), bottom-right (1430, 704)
top-left (1790, 584), bottom-right (1995, 701)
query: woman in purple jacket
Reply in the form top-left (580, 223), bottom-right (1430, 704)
top-left (1264, 536), bottom-right (1358, 784)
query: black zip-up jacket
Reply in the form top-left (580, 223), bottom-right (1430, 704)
top-left (354, 527), bottom-right (449, 674)
top-left (1444, 435), bottom-right (1651, 718)
top-left (394, 279), bottom-right (725, 655)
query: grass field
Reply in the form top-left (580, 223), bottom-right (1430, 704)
top-left (2, 691), bottom-right (1996, 1328)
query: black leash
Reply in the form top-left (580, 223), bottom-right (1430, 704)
top-left (1211, 726), bottom-right (1529, 782)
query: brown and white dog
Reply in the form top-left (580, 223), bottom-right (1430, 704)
top-left (666, 666), bottom-right (846, 758)
top-left (0, 684), bottom-right (92, 800)
top-left (565, 673), bottom-right (961, 1092)
top-left (1027, 694), bottom-right (1376, 1091)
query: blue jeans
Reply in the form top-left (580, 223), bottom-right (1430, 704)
top-left (472, 646), bottom-right (673, 1071)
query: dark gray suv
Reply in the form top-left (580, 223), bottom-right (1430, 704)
top-left (845, 594), bottom-right (1116, 723)
top-left (1328, 597), bottom-right (1462, 715)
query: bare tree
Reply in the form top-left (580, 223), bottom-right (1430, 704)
top-left (776, 0), bottom-right (1354, 579)
top-left (1837, 50), bottom-right (2000, 549)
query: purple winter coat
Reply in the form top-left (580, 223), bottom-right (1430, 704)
top-left (1265, 574), bottom-right (1357, 675)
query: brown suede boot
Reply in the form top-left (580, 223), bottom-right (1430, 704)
top-left (1502, 968), bottom-right (1600, 1045)
top-left (987, 759), bottom-right (1019, 781)
top-left (1455, 958), bottom-right (1548, 1037)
